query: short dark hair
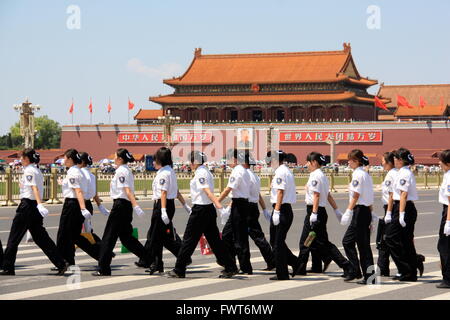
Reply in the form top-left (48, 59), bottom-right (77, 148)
top-left (79, 152), bottom-right (93, 166)
top-left (116, 148), bottom-right (135, 164)
top-left (439, 149), bottom-right (450, 165)
top-left (348, 149), bottom-right (369, 166)
top-left (306, 152), bottom-right (326, 166)
top-left (383, 151), bottom-right (395, 166)
top-left (286, 153), bottom-right (298, 165)
top-left (64, 148), bottom-right (81, 165)
top-left (154, 147), bottom-right (173, 167)
top-left (395, 147), bottom-right (415, 166)
top-left (189, 150), bottom-right (207, 164)
top-left (22, 148), bottom-right (40, 164)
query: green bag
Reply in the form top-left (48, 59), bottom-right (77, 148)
top-left (121, 227), bottom-right (139, 253)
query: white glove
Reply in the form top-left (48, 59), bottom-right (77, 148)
top-left (161, 208), bottom-right (170, 225)
top-left (371, 212), bottom-right (379, 224)
top-left (220, 206), bottom-right (231, 225)
top-left (309, 212), bottom-right (318, 224)
top-left (83, 219), bottom-right (93, 233)
top-left (444, 221), bottom-right (450, 236)
top-left (340, 209), bottom-right (353, 226)
top-left (81, 208), bottom-right (92, 220)
top-left (37, 203), bottom-right (49, 218)
top-left (399, 212), bottom-right (406, 228)
top-left (183, 203), bottom-right (192, 215)
top-left (133, 205), bottom-right (144, 217)
top-left (262, 208), bottom-right (271, 222)
top-left (334, 209), bottom-right (343, 223)
top-left (384, 211), bottom-right (392, 224)
top-left (98, 204), bottom-right (110, 216)
top-left (272, 210), bottom-right (280, 226)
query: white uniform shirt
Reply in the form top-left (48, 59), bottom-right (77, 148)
top-left (382, 168), bottom-right (398, 205)
top-left (62, 165), bottom-right (88, 199)
top-left (439, 170), bottom-right (450, 206)
top-left (20, 164), bottom-right (44, 200)
top-left (190, 165), bottom-right (214, 205)
top-left (247, 169), bottom-right (261, 204)
top-left (81, 167), bottom-right (96, 200)
top-left (110, 164), bottom-right (134, 200)
top-left (270, 164), bottom-right (296, 204)
top-left (348, 167), bottom-right (374, 206)
top-left (393, 166), bottom-right (419, 201)
top-left (227, 164), bottom-right (250, 199)
top-left (305, 168), bottom-right (329, 207)
top-left (152, 165), bottom-right (178, 200)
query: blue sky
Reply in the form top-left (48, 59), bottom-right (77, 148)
top-left (1, 0), bottom-right (449, 134)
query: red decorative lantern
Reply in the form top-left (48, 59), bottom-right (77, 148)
top-left (251, 83), bottom-right (260, 93)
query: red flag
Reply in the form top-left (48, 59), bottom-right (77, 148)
top-left (88, 98), bottom-right (93, 114)
top-left (419, 96), bottom-right (427, 108)
top-left (397, 95), bottom-right (413, 109)
top-left (374, 96), bottom-right (388, 111)
top-left (107, 100), bottom-right (112, 113)
top-left (69, 101), bottom-right (74, 114)
top-left (128, 98), bottom-right (135, 111)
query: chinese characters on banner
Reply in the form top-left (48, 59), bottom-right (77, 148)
top-left (117, 132), bottom-right (213, 144)
top-left (279, 131), bottom-right (382, 143)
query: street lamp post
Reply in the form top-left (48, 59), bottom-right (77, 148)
top-left (157, 109), bottom-right (180, 148)
top-left (325, 135), bottom-right (341, 165)
top-left (13, 99), bottom-right (41, 149)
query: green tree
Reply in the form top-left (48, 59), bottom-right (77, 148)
top-left (10, 116), bottom-right (61, 149)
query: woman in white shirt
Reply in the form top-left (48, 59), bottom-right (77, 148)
top-left (93, 149), bottom-right (147, 276)
top-left (340, 149), bottom-right (375, 285)
top-left (436, 150), bottom-right (450, 288)
top-left (0, 148), bottom-right (68, 276)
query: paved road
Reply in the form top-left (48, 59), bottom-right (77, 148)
top-left (0, 189), bottom-right (448, 300)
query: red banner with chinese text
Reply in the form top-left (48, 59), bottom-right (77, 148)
top-left (279, 131), bottom-right (382, 143)
top-left (117, 132), bottom-right (213, 144)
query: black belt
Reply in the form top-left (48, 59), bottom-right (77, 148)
top-left (232, 198), bottom-right (248, 202)
top-left (394, 200), bottom-right (414, 204)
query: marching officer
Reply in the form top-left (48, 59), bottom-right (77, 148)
top-left (244, 153), bottom-right (275, 271)
top-left (293, 152), bottom-right (355, 279)
top-left (167, 150), bottom-right (238, 278)
top-left (266, 150), bottom-right (298, 280)
top-left (143, 147), bottom-right (189, 275)
top-left (56, 149), bottom-right (91, 266)
top-left (385, 148), bottom-right (420, 282)
top-left (340, 149), bottom-right (376, 284)
top-left (218, 149), bottom-right (252, 275)
top-left (437, 149), bottom-right (450, 288)
top-left (0, 148), bottom-right (69, 276)
top-left (93, 148), bottom-right (148, 276)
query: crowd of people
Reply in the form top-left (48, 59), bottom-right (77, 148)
top-left (0, 146), bottom-right (449, 289)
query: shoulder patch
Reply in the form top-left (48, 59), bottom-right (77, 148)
top-left (400, 179), bottom-right (406, 186)
top-left (447, 185), bottom-right (450, 193)
top-left (311, 180), bottom-right (318, 187)
top-left (230, 177), bottom-right (235, 183)
top-left (119, 176), bottom-right (125, 183)
top-left (276, 177), bottom-right (282, 184)
top-left (199, 177), bottom-right (206, 184)
top-left (26, 175), bottom-right (33, 182)
top-left (159, 178), bottom-right (165, 185)
top-left (352, 180), bottom-right (359, 187)
top-left (69, 178), bottom-right (75, 184)
top-left (385, 180), bottom-right (391, 187)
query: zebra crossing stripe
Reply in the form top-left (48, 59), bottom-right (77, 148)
top-left (422, 292), bottom-right (450, 300)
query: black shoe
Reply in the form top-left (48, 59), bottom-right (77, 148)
top-left (436, 282), bottom-right (450, 289)
top-left (399, 274), bottom-right (417, 282)
top-left (92, 271), bottom-right (111, 276)
top-left (270, 276), bottom-right (289, 280)
top-left (0, 270), bottom-right (15, 276)
top-left (50, 267), bottom-right (59, 272)
top-left (219, 270), bottom-right (237, 278)
top-left (344, 274), bottom-right (357, 282)
top-left (55, 262), bottom-right (70, 276)
top-left (323, 259), bottom-right (332, 273)
top-left (417, 254), bottom-right (425, 277)
top-left (134, 261), bottom-right (150, 268)
top-left (166, 270), bottom-right (185, 278)
top-left (380, 272), bottom-right (390, 277)
top-left (307, 269), bottom-right (322, 274)
top-left (291, 262), bottom-right (306, 278)
top-left (238, 270), bottom-right (253, 275)
top-left (262, 265), bottom-right (275, 271)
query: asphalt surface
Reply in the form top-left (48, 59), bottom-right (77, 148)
top-left (0, 188), bottom-right (448, 300)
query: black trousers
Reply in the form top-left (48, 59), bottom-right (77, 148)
top-left (98, 198), bottom-right (147, 274)
top-left (438, 205), bottom-right (450, 284)
top-left (385, 201), bottom-right (418, 276)
top-left (73, 200), bottom-right (102, 261)
top-left (222, 198), bottom-right (252, 273)
top-left (297, 206), bottom-right (350, 273)
top-left (342, 205), bottom-right (374, 279)
top-left (3, 199), bottom-right (66, 271)
top-left (376, 205), bottom-right (390, 275)
top-left (143, 199), bottom-right (181, 270)
top-left (174, 204), bottom-right (238, 276)
top-left (56, 198), bottom-right (86, 265)
top-left (246, 202), bottom-right (274, 267)
top-left (0, 239), bottom-right (3, 268)
top-left (269, 203), bottom-right (298, 280)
